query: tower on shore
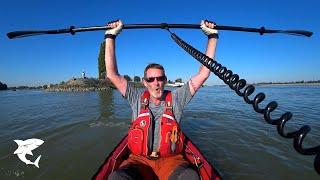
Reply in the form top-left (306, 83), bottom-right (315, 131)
top-left (82, 69), bottom-right (86, 79)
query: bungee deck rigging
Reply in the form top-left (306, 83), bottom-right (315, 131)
top-left (7, 22), bottom-right (319, 175)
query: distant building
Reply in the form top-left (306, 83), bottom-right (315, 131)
top-left (166, 82), bottom-right (185, 87)
top-left (82, 70), bottom-right (86, 79)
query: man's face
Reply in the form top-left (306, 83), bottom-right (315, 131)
top-left (143, 68), bottom-right (167, 99)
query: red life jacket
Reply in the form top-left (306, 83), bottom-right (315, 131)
top-left (127, 90), bottom-right (185, 158)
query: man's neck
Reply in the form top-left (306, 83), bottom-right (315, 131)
top-left (149, 96), bottom-right (161, 106)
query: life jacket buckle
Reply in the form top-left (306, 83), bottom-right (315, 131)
top-left (148, 151), bottom-right (159, 160)
top-left (141, 98), bottom-right (148, 109)
top-left (165, 101), bottom-right (173, 112)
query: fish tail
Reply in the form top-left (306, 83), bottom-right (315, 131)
top-left (33, 155), bottom-right (41, 168)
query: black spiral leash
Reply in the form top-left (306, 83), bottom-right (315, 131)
top-left (163, 28), bottom-right (320, 174)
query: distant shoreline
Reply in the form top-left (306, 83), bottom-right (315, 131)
top-left (5, 80), bottom-right (320, 91)
top-left (207, 82), bottom-right (320, 87)
top-left (254, 82), bottom-right (320, 86)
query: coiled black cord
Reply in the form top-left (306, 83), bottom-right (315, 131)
top-left (168, 31), bottom-right (320, 174)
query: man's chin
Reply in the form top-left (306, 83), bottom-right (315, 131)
top-left (150, 91), bottom-right (163, 99)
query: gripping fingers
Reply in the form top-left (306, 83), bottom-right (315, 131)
top-left (201, 19), bottom-right (218, 38)
top-left (204, 19), bottom-right (216, 29)
top-left (105, 19), bottom-right (123, 37)
top-left (107, 19), bottom-right (120, 28)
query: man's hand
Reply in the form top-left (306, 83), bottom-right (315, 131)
top-left (105, 20), bottom-right (123, 38)
top-left (200, 20), bottom-right (218, 39)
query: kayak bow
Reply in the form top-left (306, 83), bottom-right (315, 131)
top-left (93, 133), bottom-right (222, 180)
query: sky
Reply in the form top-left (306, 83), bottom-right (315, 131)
top-left (1, 0), bottom-right (319, 87)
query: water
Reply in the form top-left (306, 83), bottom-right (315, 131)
top-left (0, 86), bottom-right (319, 179)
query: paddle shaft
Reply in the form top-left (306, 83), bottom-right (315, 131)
top-left (7, 23), bottom-right (313, 39)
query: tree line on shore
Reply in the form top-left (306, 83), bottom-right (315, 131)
top-left (255, 80), bottom-right (320, 85)
top-left (0, 81), bottom-right (8, 90)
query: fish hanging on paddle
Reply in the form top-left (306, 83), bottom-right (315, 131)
top-left (13, 138), bottom-right (44, 168)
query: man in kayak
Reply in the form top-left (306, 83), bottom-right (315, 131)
top-left (105, 19), bottom-right (218, 180)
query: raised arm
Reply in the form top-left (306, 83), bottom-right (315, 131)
top-left (189, 20), bottom-right (218, 96)
top-left (105, 20), bottom-right (127, 96)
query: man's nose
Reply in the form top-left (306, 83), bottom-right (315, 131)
top-left (153, 78), bottom-right (160, 85)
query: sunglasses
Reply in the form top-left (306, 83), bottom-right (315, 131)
top-left (144, 76), bottom-right (166, 83)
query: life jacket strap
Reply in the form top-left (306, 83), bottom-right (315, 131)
top-left (140, 91), bottom-right (150, 110)
top-left (164, 90), bottom-right (173, 113)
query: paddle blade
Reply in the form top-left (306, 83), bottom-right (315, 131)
top-left (284, 30), bottom-right (313, 37)
top-left (7, 31), bottom-right (49, 39)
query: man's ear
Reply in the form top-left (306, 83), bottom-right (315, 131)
top-left (142, 79), bottom-right (147, 87)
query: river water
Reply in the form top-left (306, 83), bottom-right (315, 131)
top-left (0, 85), bottom-right (319, 179)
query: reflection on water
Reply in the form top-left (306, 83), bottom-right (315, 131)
top-left (0, 86), bottom-right (319, 179)
top-left (88, 90), bottom-right (116, 128)
top-left (98, 90), bottom-right (114, 120)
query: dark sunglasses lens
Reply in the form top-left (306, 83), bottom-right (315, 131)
top-left (157, 76), bottom-right (166, 81)
top-left (145, 76), bottom-right (166, 82)
top-left (146, 77), bottom-right (155, 82)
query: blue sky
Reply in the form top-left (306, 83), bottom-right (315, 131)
top-left (1, 0), bottom-right (319, 87)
